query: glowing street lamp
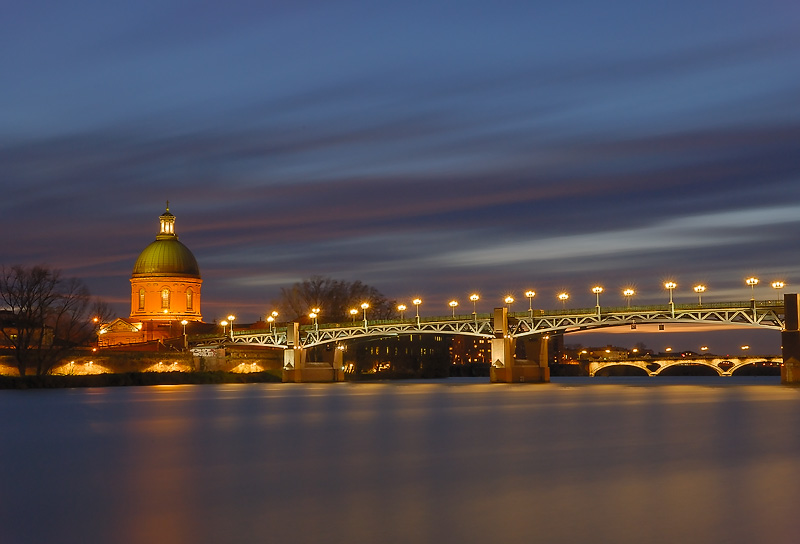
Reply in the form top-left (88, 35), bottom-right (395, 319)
top-left (741, 345), bottom-right (750, 351)
top-left (220, 320), bottom-right (228, 336)
top-left (558, 292), bottom-right (569, 308)
top-left (309, 309), bottom-right (319, 329)
top-left (180, 319), bottom-right (188, 335)
top-left (397, 304), bottom-right (407, 320)
top-left (623, 288), bottom-right (635, 308)
top-left (504, 296), bottom-right (514, 311)
top-left (349, 308), bottom-right (358, 323)
top-left (525, 290), bottom-right (535, 317)
top-left (746, 277), bottom-right (759, 299)
top-left (227, 314), bottom-right (236, 340)
top-left (693, 285), bottom-right (706, 305)
top-left (591, 286), bottom-right (603, 308)
top-left (470, 294), bottom-right (480, 315)
top-left (267, 315), bottom-right (275, 331)
top-left (361, 302), bottom-right (370, 323)
top-left (413, 298), bottom-right (422, 318)
top-left (772, 281), bottom-right (785, 301)
top-left (449, 300), bottom-right (458, 317)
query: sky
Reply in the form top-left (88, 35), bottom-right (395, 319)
top-left (2, 0), bottom-right (799, 353)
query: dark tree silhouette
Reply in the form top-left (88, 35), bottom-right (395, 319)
top-left (0, 265), bottom-right (107, 376)
top-left (274, 275), bottom-right (396, 323)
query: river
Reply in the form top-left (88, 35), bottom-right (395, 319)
top-left (1, 376), bottom-right (798, 544)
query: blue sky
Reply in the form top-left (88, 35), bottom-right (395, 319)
top-left (2, 0), bottom-right (799, 352)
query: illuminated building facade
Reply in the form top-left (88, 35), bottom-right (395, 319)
top-left (99, 204), bottom-right (202, 348)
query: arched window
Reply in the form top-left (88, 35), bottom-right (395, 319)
top-left (161, 288), bottom-right (170, 309)
top-left (186, 288), bottom-right (193, 311)
top-left (138, 288), bottom-right (145, 310)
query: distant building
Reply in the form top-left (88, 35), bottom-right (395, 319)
top-left (98, 204), bottom-right (203, 348)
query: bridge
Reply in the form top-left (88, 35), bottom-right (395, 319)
top-left (588, 356), bottom-right (783, 377)
top-left (220, 296), bottom-right (800, 383)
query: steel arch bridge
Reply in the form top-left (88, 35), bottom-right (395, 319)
top-left (230, 300), bottom-right (784, 349)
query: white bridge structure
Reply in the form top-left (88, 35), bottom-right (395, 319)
top-left (226, 299), bottom-right (787, 383)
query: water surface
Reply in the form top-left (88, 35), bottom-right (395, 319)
top-left (1, 377), bottom-right (798, 543)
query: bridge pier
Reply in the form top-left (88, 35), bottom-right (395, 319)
top-left (489, 307), bottom-right (550, 383)
top-left (282, 323), bottom-right (345, 383)
top-left (782, 294), bottom-right (800, 384)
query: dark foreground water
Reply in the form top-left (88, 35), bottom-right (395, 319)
top-left (1, 377), bottom-right (799, 544)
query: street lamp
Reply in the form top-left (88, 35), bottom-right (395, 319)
top-left (470, 294), bottom-right (479, 315)
top-left (227, 315), bottom-right (236, 340)
top-left (309, 310), bottom-right (319, 329)
top-left (397, 304), bottom-right (407, 320)
top-left (558, 292), bottom-right (569, 308)
top-left (413, 298), bottom-right (422, 323)
top-left (449, 300), bottom-right (458, 317)
top-left (361, 302), bottom-right (369, 324)
top-left (349, 308), bottom-right (358, 323)
top-left (220, 320), bottom-right (228, 336)
top-left (693, 285), bottom-right (706, 305)
top-left (772, 281), bottom-right (785, 301)
top-left (267, 315), bottom-right (275, 331)
top-left (623, 288), bottom-right (635, 308)
top-left (591, 286), bottom-right (603, 308)
top-left (525, 290), bottom-right (535, 317)
top-left (746, 277), bottom-right (759, 299)
top-left (664, 282), bottom-right (677, 317)
top-left (504, 295), bottom-right (514, 311)
top-left (180, 319), bottom-right (188, 335)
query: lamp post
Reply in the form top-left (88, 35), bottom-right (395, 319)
top-left (309, 308), bottom-right (319, 330)
top-left (220, 320), bottom-right (228, 337)
top-left (349, 308), bottom-right (358, 324)
top-left (449, 300), bottom-right (458, 317)
top-left (361, 302), bottom-right (369, 326)
top-left (558, 292), bottom-right (569, 309)
top-left (227, 314), bottom-right (236, 340)
top-left (180, 319), bottom-right (188, 351)
top-left (623, 288), bottom-right (635, 308)
top-left (397, 304), bottom-right (407, 320)
top-left (746, 277), bottom-right (759, 299)
top-left (267, 315), bottom-right (274, 331)
top-left (591, 286), bottom-right (603, 312)
top-left (693, 285), bottom-right (706, 305)
top-left (771, 280), bottom-right (785, 302)
top-left (504, 296), bottom-right (514, 311)
top-left (664, 282), bottom-right (676, 317)
top-left (470, 294), bottom-right (479, 315)
top-left (413, 298), bottom-right (422, 325)
top-left (525, 290), bottom-right (535, 318)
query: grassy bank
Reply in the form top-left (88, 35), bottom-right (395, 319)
top-left (0, 371), bottom-right (282, 389)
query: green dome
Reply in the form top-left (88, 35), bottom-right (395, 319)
top-left (132, 203), bottom-right (201, 278)
top-left (132, 239), bottom-right (201, 278)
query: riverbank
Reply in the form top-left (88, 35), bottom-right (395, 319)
top-left (0, 370), bottom-right (282, 389)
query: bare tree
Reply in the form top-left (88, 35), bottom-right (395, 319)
top-left (275, 275), bottom-right (396, 323)
top-left (0, 265), bottom-right (103, 376)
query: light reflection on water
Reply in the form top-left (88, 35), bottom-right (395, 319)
top-left (1, 377), bottom-right (798, 544)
